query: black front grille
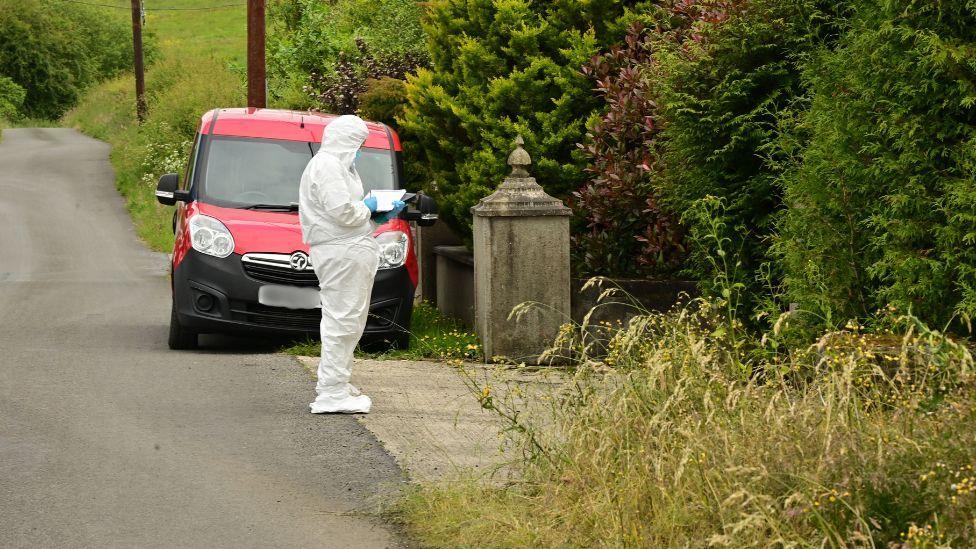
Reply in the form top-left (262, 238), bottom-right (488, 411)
top-left (229, 300), bottom-right (403, 333)
top-left (242, 260), bottom-right (319, 287)
top-left (232, 302), bottom-right (321, 331)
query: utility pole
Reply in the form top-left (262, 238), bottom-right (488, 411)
top-left (130, 0), bottom-right (147, 122)
top-left (247, 0), bottom-right (267, 109)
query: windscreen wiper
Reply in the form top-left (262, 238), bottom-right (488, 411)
top-left (243, 203), bottom-right (299, 211)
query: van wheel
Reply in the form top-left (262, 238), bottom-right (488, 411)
top-left (168, 300), bottom-right (198, 350)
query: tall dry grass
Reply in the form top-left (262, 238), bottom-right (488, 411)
top-left (399, 284), bottom-right (976, 547)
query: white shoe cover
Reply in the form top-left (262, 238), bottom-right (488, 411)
top-left (309, 393), bottom-right (372, 414)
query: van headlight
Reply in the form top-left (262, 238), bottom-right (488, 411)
top-left (375, 231), bottom-right (408, 270)
top-left (189, 214), bottom-right (235, 258)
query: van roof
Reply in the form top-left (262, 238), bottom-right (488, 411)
top-left (199, 108), bottom-right (400, 150)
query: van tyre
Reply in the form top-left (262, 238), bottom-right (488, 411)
top-left (168, 300), bottom-right (199, 350)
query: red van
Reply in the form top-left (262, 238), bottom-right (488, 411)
top-left (155, 108), bottom-right (436, 350)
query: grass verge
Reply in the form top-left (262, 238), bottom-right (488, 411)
top-left (1, 116), bottom-right (60, 142)
top-left (395, 292), bottom-right (976, 546)
top-left (6, 117), bottom-right (60, 128)
top-left (282, 302), bottom-right (482, 361)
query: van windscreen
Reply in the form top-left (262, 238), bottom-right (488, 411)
top-left (198, 136), bottom-right (396, 208)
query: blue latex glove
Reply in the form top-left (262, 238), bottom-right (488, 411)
top-left (374, 200), bottom-right (406, 224)
top-left (363, 196), bottom-right (378, 213)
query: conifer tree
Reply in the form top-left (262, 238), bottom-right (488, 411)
top-left (656, 0), bottom-right (835, 300)
top-left (399, 0), bottom-right (638, 239)
top-left (777, 0), bottom-right (976, 327)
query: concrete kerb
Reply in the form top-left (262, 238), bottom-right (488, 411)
top-left (293, 355), bottom-right (566, 484)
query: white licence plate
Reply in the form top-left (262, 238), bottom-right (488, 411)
top-left (258, 285), bottom-right (320, 309)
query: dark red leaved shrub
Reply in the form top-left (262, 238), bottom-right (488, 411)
top-left (574, 23), bottom-right (684, 278)
top-left (573, 2), bottom-right (739, 278)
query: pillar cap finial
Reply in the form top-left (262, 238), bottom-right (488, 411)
top-left (507, 135), bottom-right (531, 177)
top-left (471, 134), bottom-right (570, 218)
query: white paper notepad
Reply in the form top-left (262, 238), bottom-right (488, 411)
top-left (365, 189), bottom-right (407, 212)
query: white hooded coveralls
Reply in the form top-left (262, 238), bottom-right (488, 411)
top-left (298, 115), bottom-right (379, 413)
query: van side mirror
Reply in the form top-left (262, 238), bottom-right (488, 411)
top-left (402, 192), bottom-right (438, 227)
top-left (155, 173), bottom-right (189, 205)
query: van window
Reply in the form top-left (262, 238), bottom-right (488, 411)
top-left (198, 136), bottom-right (396, 208)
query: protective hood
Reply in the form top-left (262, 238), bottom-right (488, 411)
top-left (319, 115), bottom-right (369, 170)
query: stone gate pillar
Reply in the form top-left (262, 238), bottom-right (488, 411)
top-left (471, 137), bottom-right (572, 363)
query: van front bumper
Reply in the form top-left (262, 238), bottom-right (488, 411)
top-left (172, 249), bottom-right (414, 342)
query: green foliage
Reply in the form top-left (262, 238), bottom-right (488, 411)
top-left (0, 0), bottom-right (143, 119)
top-left (0, 76), bottom-right (25, 121)
top-left (776, 0), bottom-right (976, 330)
top-left (305, 40), bottom-right (426, 115)
top-left (270, 0), bottom-right (427, 65)
top-left (657, 0), bottom-right (839, 298)
top-left (268, 0), bottom-right (428, 111)
top-left (399, 0), bottom-right (639, 240)
top-left (358, 77), bottom-right (408, 128)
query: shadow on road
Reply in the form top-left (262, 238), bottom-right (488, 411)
top-left (193, 333), bottom-right (299, 355)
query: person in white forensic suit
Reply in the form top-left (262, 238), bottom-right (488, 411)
top-left (298, 115), bottom-right (404, 413)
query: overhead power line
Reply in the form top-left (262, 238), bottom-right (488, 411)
top-left (52, 0), bottom-right (130, 8)
top-left (143, 2), bottom-right (246, 10)
top-left (52, 0), bottom-right (244, 10)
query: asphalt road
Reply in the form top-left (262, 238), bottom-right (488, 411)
top-left (0, 129), bottom-right (405, 548)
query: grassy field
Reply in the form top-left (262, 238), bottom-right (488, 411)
top-left (64, 0), bottom-right (246, 251)
top-left (66, 0), bottom-right (246, 137)
top-left (149, 2), bottom-right (246, 61)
